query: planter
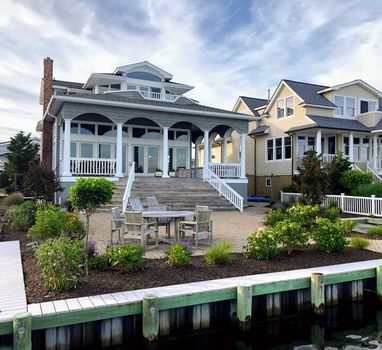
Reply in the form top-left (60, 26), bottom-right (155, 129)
top-left (155, 171), bottom-right (163, 177)
top-left (169, 171), bottom-right (176, 177)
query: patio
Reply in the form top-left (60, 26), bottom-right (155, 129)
top-left (89, 204), bottom-right (268, 258)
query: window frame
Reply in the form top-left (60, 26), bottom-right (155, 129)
top-left (265, 136), bottom-right (292, 162)
top-left (359, 99), bottom-right (377, 114)
top-left (276, 96), bottom-right (295, 119)
top-left (266, 177), bottom-right (272, 187)
top-left (334, 94), bottom-right (357, 118)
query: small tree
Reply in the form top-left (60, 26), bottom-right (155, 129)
top-left (4, 132), bottom-right (39, 189)
top-left (22, 164), bottom-right (62, 200)
top-left (69, 178), bottom-right (114, 242)
top-left (295, 150), bottom-right (328, 205)
top-left (325, 152), bottom-right (352, 194)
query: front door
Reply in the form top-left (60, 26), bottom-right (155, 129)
top-left (133, 145), bottom-right (159, 175)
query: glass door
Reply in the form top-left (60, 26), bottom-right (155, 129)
top-left (147, 146), bottom-right (159, 173)
top-left (133, 145), bottom-right (144, 174)
top-left (133, 145), bottom-right (159, 175)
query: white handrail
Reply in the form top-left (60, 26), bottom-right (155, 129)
top-left (204, 169), bottom-right (243, 211)
top-left (208, 163), bottom-right (241, 178)
top-left (367, 165), bottom-right (382, 183)
top-left (352, 163), bottom-right (362, 171)
top-left (122, 162), bottom-right (135, 212)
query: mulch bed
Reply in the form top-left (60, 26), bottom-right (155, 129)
top-left (2, 229), bottom-right (382, 304)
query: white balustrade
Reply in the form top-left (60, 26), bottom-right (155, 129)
top-left (322, 154), bottom-right (335, 164)
top-left (138, 90), bottom-right (178, 101)
top-left (122, 162), bottom-right (135, 212)
top-left (208, 163), bottom-right (241, 178)
top-left (70, 158), bottom-right (116, 176)
top-left (204, 169), bottom-right (243, 211)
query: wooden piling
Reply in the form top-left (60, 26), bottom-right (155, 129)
top-left (143, 294), bottom-right (159, 342)
top-left (377, 265), bottom-right (382, 300)
top-left (159, 310), bottom-right (170, 336)
top-left (201, 304), bottom-right (210, 329)
top-left (237, 284), bottom-right (252, 331)
top-left (111, 317), bottom-right (123, 346)
top-left (13, 312), bottom-right (32, 350)
top-left (45, 328), bottom-right (57, 350)
top-left (311, 273), bottom-right (325, 316)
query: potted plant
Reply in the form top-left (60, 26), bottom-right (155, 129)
top-left (169, 168), bottom-right (176, 177)
top-left (155, 168), bottom-right (163, 177)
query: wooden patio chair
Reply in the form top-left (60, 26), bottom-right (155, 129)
top-left (179, 210), bottom-right (213, 248)
top-left (147, 196), bottom-right (159, 207)
top-left (110, 207), bottom-right (125, 246)
top-left (129, 197), bottom-right (145, 211)
top-left (149, 204), bottom-right (171, 237)
top-left (124, 211), bottom-right (158, 247)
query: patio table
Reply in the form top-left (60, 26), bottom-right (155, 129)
top-left (142, 210), bottom-right (194, 242)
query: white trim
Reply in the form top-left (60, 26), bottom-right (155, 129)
top-left (60, 176), bottom-right (120, 182)
top-left (276, 95), bottom-right (295, 119)
top-left (265, 135), bottom-right (292, 162)
top-left (333, 94), bottom-right (357, 118)
top-left (299, 103), bottom-right (335, 110)
top-left (317, 79), bottom-right (382, 97)
top-left (265, 177), bottom-right (272, 187)
top-left (359, 98), bottom-right (378, 114)
top-left (113, 61), bottom-right (173, 80)
top-left (264, 81), bottom-right (304, 114)
top-left (222, 178), bottom-right (248, 184)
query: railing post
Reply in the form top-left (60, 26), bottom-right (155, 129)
top-left (311, 273), bottom-right (325, 316)
top-left (143, 294), bottom-right (159, 343)
top-left (340, 193), bottom-right (345, 212)
top-left (280, 190), bottom-right (284, 202)
top-left (372, 195), bottom-right (376, 216)
top-left (376, 265), bottom-right (382, 300)
top-left (237, 284), bottom-right (252, 331)
top-left (13, 312), bottom-right (32, 350)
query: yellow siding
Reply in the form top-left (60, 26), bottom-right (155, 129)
top-left (305, 106), bottom-right (333, 117)
top-left (335, 84), bottom-right (377, 100)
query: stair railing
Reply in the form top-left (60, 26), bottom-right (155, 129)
top-left (204, 168), bottom-right (243, 211)
top-left (366, 165), bottom-right (382, 183)
top-left (122, 162), bottom-right (135, 212)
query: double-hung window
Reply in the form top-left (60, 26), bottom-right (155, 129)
top-left (266, 136), bottom-right (292, 161)
top-left (360, 100), bottom-right (377, 114)
top-left (277, 100), bottom-right (284, 119)
top-left (335, 96), bottom-right (356, 117)
top-left (276, 97), bottom-right (294, 118)
top-left (267, 139), bottom-right (274, 161)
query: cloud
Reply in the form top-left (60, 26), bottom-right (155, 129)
top-left (1, 0), bottom-right (382, 140)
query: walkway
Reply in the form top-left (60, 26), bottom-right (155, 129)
top-left (0, 241), bottom-right (27, 321)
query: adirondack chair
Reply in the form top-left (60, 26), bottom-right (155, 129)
top-left (124, 211), bottom-right (158, 246)
top-left (110, 207), bottom-right (125, 246)
top-left (179, 210), bottom-right (213, 248)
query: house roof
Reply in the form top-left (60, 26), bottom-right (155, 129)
top-left (317, 79), bottom-right (382, 97)
top-left (286, 115), bottom-right (371, 133)
top-left (53, 79), bottom-right (84, 89)
top-left (239, 96), bottom-right (268, 117)
top-left (248, 125), bottom-right (269, 137)
top-left (283, 80), bottom-right (336, 108)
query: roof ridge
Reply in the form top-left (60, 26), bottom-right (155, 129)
top-left (283, 79), bottom-right (329, 88)
top-left (240, 96), bottom-right (268, 101)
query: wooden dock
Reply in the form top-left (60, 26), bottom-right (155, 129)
top-left (0, 241), bottom-right (27, 322)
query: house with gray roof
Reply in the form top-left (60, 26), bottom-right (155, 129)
top-left (38, 58), bottom-right (254, 210)
top-left (233, 78), bottom-right (382, 198)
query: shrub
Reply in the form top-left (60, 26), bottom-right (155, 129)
top-left (286, 204), bottom-right (320, 228)
top-left (88, 254), bottom-right (109, 270)
top-left (324, 207), bottom-right (341, 222)
top-left (2, 192), bottom-right (24, 207)
top-left (274, 221), bottom-right (308, 255)
top-left (243, 227), bottom-right (279, 260)
top-left (205, 241), bottom-right (232, 265)
top-left (340, 170), bottom-right (372, 194)
top-left (166, 243), bottom-right (192, 266)
top-left (367, 226), bottom-right (382, 237)
top-left (313, 218), bottom-right (348, 253)
top-left (352, 183), bottom-right (382, 198)
top-left (264, 208), bottom-right (285, 226)
top-left (348, 236), bottom-right (369, 250)
top-left (6, 201), bottom-right (36, 231)
top-left (106, 244), bottom-right (145, 270)
top-left (325, 153), bottom-right (352, 194)
top-left (35, 236), bottom-right (85, 291)
top-left (65, 212), bottom-right (86, 240)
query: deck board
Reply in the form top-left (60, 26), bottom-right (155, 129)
top-left (0, 241), bottom-right (27, 321)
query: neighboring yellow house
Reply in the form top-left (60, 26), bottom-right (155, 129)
top-left (233, 79), bottom-right (382, 199)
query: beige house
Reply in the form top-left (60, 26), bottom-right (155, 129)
top-left (233, 79), bottom-right (382, 199)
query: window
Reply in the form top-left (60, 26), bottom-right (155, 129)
top-left (267, 139), bottom-right (273, 161)
top-left (362, 138), bottom-right (369, 161)
top-left (343, 137), bottom-right (349, 155)
top-left (110, 84), bottom-right (120, 90)
top-left (360, 100), bottom-right (376, 114)
top-left (80, 143), bottom-right (93, 158)
top-left (335, 96), bottom-right (356, 117)
top-left (266, 136), bottom-right (291, 161)
top-left (276, 97), bottom-right (294, 118)
top-left (151, 87), bottom-right (161, 93)
top-left (335, 96), bottom-right (344, 115)
top-left (98, 125), bottom-right (114, 136)
top-left (297, 136), bottom-right (315, 157)
top-left (98, 144), bottom-right (111, 158)
top-left (80, 124), bottom-right (95, 135)
top-left (126, 71), bottom-right (161, 82)
top-left (143, 129), bottom-right (161, 140)
top-left (275, 138), bottom-right (282, 160)
top-left (70, 143), bottom-right (76, 157)
top-left (346, 97), bottom-right (355, 117)
top-left (70, 123), bottom-right (79, 134)
top-left (168, 130), bottom-right (175, 140)
top-left (308, 137), bottom-right (315, 150)
top-left (284, 136), bottom-right (291, 159)
top-left (266, 178), bottom-right (272, 187)
top-left (176, 131), bottom-right (188, 141)
top-left (133, 128), bottom-right (145, 138)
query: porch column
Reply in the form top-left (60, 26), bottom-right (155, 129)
top-left (222, 135), bottom-right (228, 163)
top-left (115, 123), bottom-right (123, 177)
top-left (315, 129), bottom-right (322, 154)
top-left (203, 130), bottom-right (209, 178)
top-left (195, 142), bottom-right (199, 168)
top-left (209, 137), bottom-right (213, 163)
top-left (240, 133), bottom-right (247, 179)
top-left (62, 119), bottom-right (71, 177)
top-left (349, 132), bottom-right (354, 162)
top-left (374, 134), bottom-right (378, 169)
top-left (162, 127), bottom-right (169, 178)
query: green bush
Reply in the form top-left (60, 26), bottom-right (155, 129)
top-left (243, 227), bottom-right (279, 260)
top-left (166, 243), bottom-right (192, 266)
top-left (313, 218), bottom-right (348, 253)
top-left (6, 201), bottom-right (36, 231)
top-left (274, 221), bottom-right (308, 255)
top-left (106, 244), bottom-right (145, 270)
top-left (88, 254), bottom-right (109, 270)
top-left (325, 153), bottom-right (352, 194)
top-left (367, 226), bottom-right (382, 237)
top-left (205, 241), bottom-right (232, 265)
top-left (324, 207), bottom-right (341, 222)
top-left (28, 206), bottom-right (84, 240)
top-left (264, 208), bottom-right (285, 226)
top-left (35, 236), bottom-right (85, 291)
top-left (3, 192), bottom-right (24, 207)
top-left (348, 236), bottom-right (369, 250)
top-left (353, 183), bottom-right (382, 198)
top-left (286, 204), bottom-right (320, 228)
top-left (340, 170), bottom-right (372, 194)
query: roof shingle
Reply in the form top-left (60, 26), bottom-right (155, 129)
top-left (239, 96), bottom-right (268, 117)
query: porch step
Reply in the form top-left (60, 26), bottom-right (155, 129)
top-left (106, 177), bottom-right (237, 211)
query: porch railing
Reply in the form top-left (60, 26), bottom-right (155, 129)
top-left (139, 90), bottom-right (177, 101)
top-left (204, 169), bottom-right (243, 211)
top-left (368, 157), bottom-right (382, 172)
top-left (367, 165), bottom-right (382, 183)
top-left (122, 162), bottom-right (135, 212)
top-left (208, 163), bottom-right (241, 178)
top-left (70, 158), bottom-right (116, 176)
top-left (322, 154), bottom-right (336, 164)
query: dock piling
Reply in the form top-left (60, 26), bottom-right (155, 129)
top-left (237, 284), bottom-right (252, 331)
top-left (13, 312), bottom-right (32, 350)
top-left (143, 294), bottom-right (159, 342)
top-left (311, 273), bottom-right (325, 316)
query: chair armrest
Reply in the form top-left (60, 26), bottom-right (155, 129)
top-left (179, 221), bottom-right (196, 225)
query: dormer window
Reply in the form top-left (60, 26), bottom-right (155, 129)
top-left (126, 71), bottom-right (161, 82)
top-left (334, 96), bottom-right (355, 117)
top-left (276, 96), bottom-right (294, 119)
top-left (360, 100), bottom-right (376, 114)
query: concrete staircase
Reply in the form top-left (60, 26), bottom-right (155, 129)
top-left (105, 177), bottom-right (237, 211)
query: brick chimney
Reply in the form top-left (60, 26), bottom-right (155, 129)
top-left (41, 57), bottom-right (54, 168)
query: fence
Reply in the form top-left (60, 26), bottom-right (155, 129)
top-left (280, 191), bottom-right (382, 217)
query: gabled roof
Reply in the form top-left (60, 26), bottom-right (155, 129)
top-left (317, 79), bottom-right (382, 97)
top-left (113, 61), bottom-right (173, 80)
top-left (286, 115), bottom-right (370, 133)
top-left (238, 96), bottom-right (268, 117)
top-left (248, 125), bottom-right (269, 137)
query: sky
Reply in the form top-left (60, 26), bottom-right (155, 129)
top-left (1, 0), bottom-right (382, 141)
